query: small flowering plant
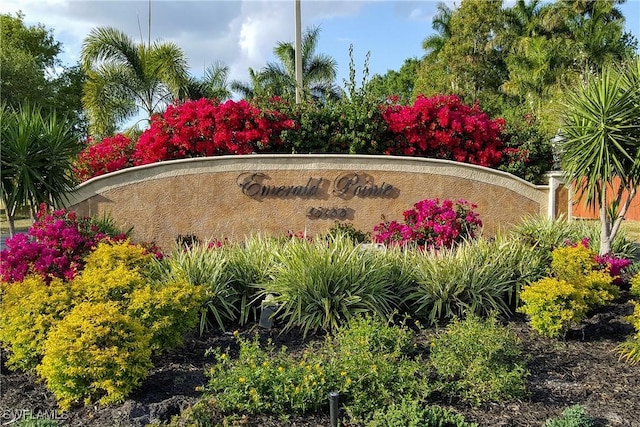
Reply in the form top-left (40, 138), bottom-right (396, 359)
top-left (566, 238), bottom-right (632, 285)
top-left (373, 198), bottom-right (482, 250)
top-left (0, 204), bottom-right (126, 283)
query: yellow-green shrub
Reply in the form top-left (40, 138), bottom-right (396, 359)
top-left (550, 242), bottom-right (595, 282)
top-left (617, 273), bottom-right (640, 364)
top-left (72, 241), bottom-right (151, 304)
top-left (519, 242), bottom-right (618, 338)
top-left (518, 278), bottom-right (588, 338)
top-left (0, 276), bottom-right (74, 372)
top-left (128, 279), bottom-right (207, 352)
top-left (581, 270), bottom-right (619, 307)
top-left (630, 273), bottom-right (640, 298)
top-left (37, 301), bottom-right (152, 409)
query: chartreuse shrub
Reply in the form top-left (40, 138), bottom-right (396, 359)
top-left (203, 317), bottom-right (428, 425)
top-left (519, 241), bottom-right (619, 338)
top-left (407, 236), bottom-right (545, 325)
top-left (367, 399), bottom-right (477, 427)
top-left (429, 314), bottom-right (529, 406)
top-left (0, 276), bottom-right (73, 372)
top-left (36, 302), bottom-right (153, 410)
top-left (1, 240), bottom-right (205, 409)
top-left (262, 234), bottom-right (401, 335)
top-left (71, 240), bottom-right (151, 304)
top-left (616, 273), bottom-right (640, 364)
top-left (127, 278), bottom-right (207, 352)
top-left (543, 405), bottom-right (594, 427)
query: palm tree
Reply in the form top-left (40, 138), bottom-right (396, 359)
top-left (422, 2), bottom-right (453, 59)
top-left (185, 60), bottom-right (232, 101)
top-left (0, 103), bottom-right (82, 236)
top-left (258, 26), bottom-right (339, 102)
top-left (81, 26), bottom-right (189, 136)
top-left (559, 57), bottom-right (640, 255)
top-left (230, 67), bottom-right (270, 100)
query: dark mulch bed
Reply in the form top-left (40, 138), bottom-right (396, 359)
top-left (1, 299), bottom-right (639, 427)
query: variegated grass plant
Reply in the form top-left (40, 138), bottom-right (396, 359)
top-left (149, 243), bottom-right (236, 332)
top-left (406, 235), bottom-right (546, 325)
top-left (260, 233), bottom-right (403, 336)
top-left (511, 215), bottom-right (636, 259)
top-left (220, 235), bottom-right (280, 325)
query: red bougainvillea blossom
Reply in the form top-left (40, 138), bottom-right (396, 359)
top-left (381, 95), bottom-right (505, 167)
top-left (74, 134), bottom-right (135, 182)
top-left (374, 198), bottom-right (482, 250)
top-left (132, 98), bottom-right (296, 165)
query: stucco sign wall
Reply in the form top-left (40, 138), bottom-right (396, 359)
top-left (65, 154), bottom-right (563, 249)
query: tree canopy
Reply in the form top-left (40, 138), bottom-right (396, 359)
top-left (1, 12), bottom-right (87, 136)
top-left (81, 26), bottom-right (190, 136)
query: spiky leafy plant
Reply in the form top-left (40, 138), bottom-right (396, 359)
top-left (260, 234), bottom-right (401, 335)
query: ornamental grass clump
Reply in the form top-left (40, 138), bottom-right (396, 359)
top-left (373, 198), bottom-right (482, 250)
top-left (150, 242), bottom-right (236, 332)
top-left (261, 234), bottom-right (401, 335)
top-left (221, 235), bottom-right (280, 325)
top-left (406, 236), bottom-right (544, 325)
top-left (511, 215), bottom-right (636, 262)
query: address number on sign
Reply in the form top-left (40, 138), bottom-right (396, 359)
top-left (307, 207), bottom-right (348, 220)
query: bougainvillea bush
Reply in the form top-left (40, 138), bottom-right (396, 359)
top-left (132, 98), bottom-right (296, 165)
top-left (74, 134), bottom-right (135, 182)
top-left (73, 94), bottom-right (542, 183)
top-left (374, 198), bottom-right (482, 250)
top-left (0, 204), bottom-right (126, 283)
top-left (380, 95), bottom-right (505, 167)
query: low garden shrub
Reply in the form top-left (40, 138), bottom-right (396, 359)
top-left (373, 198), bottom-right (482, 250)
top-left (0, 275), bottom-right (73, 372)
top-left (428, 314), bottom-right (529, 406)
top-left (318, 316), bottom-right (427, 422)
top-left (204, 316), bottom-right (428, 424)
top-left (616, 272), bottom-right (640, 364)
top-left (519, 241), bottom-right (619, 338)
top-left (36, 301), bottom-right (153, 409)
top-left (1, 239), bottom-right (206, 409)
top-left (368, 399), bottom-right (477, 427)
top-left (542, 405), bottom-right (594, 427)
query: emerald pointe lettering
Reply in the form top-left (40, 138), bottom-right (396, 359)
top-left (237, 173), bottom-right (322, 198)
top-left (237, 172), bottom-right (396, 199)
